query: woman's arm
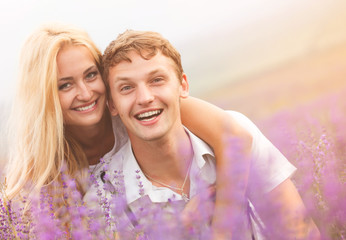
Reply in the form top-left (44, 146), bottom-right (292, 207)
top-left (256, 178), bottom-right (320, 239)
top-left (181, 96), bottom-right (253, 150)
top-left (180, 96), bottom-right (253, 238)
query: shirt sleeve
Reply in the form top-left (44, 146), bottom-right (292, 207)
top-left (225, 111), bottom-right (296, 201)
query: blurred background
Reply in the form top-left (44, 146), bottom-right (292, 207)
top-left (1, 0), bottom-right (346, 171)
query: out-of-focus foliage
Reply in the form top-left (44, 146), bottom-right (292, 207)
top-left (258, 88), bottom-right (346, 239)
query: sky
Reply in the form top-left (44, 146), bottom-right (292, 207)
top-left (1, 0), bottom-right (346, 104)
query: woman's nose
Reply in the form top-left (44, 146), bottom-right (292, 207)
top-left (76, 82), bottom-right (92, 101)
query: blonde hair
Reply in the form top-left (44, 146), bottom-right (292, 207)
top-left (102, 30), bottom-right (183, 91)
top-left (5, 23), bottom-right (102, 200)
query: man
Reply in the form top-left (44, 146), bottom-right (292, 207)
top-left (86, 30), bottom-right (319, 239)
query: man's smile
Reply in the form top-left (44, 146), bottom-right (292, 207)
top-left (135, 109), bottom-right (163, 122)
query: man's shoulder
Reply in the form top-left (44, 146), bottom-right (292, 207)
top-left (185, 128), bottom-right (215, 158)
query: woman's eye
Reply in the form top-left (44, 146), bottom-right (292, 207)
top-left (58, 83), bottom-right (71, 90)
top-left (86, 71), bottom-right (98, 80)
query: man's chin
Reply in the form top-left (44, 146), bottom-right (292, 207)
top-left (129, 129), bottom-right (166, 142)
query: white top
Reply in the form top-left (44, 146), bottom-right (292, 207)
top-left (88, 111), bottom-right (296, 198)
top-left (84, 111), bottom-right (297, 239)
top-left (84, 128), bottom-right (218, 238)
top-left (107, 127), bottom-right (216, 205)
top-left (229, 111), bottom-right (296, 201)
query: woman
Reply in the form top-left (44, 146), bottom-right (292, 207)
top-left (5, 23), bottom-right (250, 206)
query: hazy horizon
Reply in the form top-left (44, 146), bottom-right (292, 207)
top-left (1, 1), bottom-right (346, 103)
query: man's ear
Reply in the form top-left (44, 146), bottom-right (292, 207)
top-left (108, 96), bottom-right (119, 116)
top-left (180, 73), bottom-right (189, 99)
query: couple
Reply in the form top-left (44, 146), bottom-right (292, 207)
top-left (5, 23), bottom-right (318, 239)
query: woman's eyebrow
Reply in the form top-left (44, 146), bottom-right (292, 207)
top-left (59, 65), bottom-right (97, 82)
top-left (83, 65), bottom-right (97, 75)
top-left (58, 76), bottom-right (73, 82)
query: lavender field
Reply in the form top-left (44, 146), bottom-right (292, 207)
top-left (258, 87), bottom-right (346, 239)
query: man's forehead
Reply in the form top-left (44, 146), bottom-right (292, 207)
top-left (109, 52), bottom-right (175, 79)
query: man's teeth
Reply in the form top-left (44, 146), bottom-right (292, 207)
top-left (137, 110), bottom-right (161, 121)
top-left (75, 101), bottom-right (96, 111)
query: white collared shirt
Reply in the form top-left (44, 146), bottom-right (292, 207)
top-left (85, 110), bottom-right (296, 204)
top-left (84, 111), bottom-right (297, 239)
top-left (83, 128), bottom-right (217, 239)
top-left (106, 127), bottom-right (216, 205)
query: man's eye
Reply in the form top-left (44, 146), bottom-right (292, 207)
top-left (152, 78), bottom-right (163, 83)
top-left (120, 85), bottom-right (132, 92)
top-left (58, 83), bottom-right (71, 90)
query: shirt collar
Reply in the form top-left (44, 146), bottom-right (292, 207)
top-left (122, 142), bottom-right (153, 204)
top-left (184, 127), bottom-right (215, 169)
top-left (122, 127), bottom-right (215, 205)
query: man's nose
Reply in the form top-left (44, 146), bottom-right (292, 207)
top-left (136, 85), bottom-right (154, 105)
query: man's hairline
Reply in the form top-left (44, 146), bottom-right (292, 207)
top-left (104, 50), bottom-right (183, 85)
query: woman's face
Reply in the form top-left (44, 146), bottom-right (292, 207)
top-left (57, 45), bottom-right (107, 128)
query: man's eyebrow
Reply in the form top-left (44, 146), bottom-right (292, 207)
top-left (113, 69), bottom-right (165, 82)
top-left (59, 65), bottom-right (96, 82)
top-left (114, 76), bottom-right (131, 82)
top-left (147, 69), bottom-right (162, 76)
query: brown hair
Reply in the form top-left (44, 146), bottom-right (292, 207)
top-left (102, 30), bottom-right (184, 90)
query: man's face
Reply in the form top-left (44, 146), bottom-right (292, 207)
top-left (108, 51), bottom-right (189, 142)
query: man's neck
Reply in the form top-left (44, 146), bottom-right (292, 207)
top-left (130, 126), bottom-right (194, 183)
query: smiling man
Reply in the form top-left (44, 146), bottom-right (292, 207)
top-left (85, 30), bottom-right (320, 239)
top-left (103, 32), bottom-right (215, 236)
